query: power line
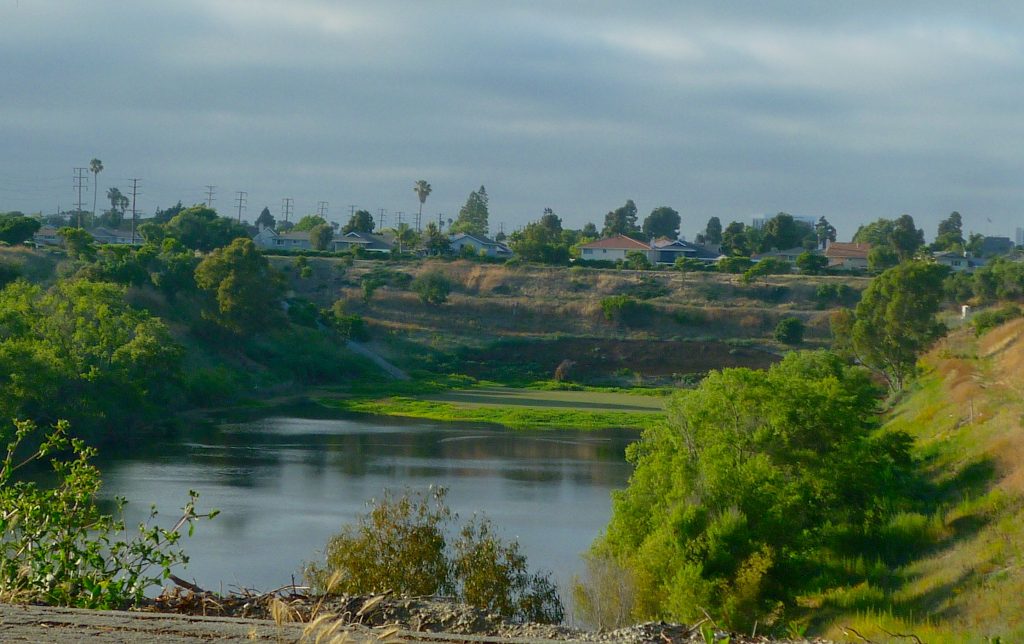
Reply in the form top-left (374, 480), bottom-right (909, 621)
top-left (317, 201), bottom-right (329, 218)
top-left (235, 191), bottom-right (247, 223)
top-left (73, 167), bottom-right (88, 227)
top-left (378, 208), bottom-right (387, 232)
top-left (129, 178), bottom-right (141, 244)
top-left (204, 185), bottom-right (216, 208)
top-left (281, 197), bottom-right (293, 223)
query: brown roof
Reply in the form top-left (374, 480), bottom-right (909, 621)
top-left (825, 241), bottom-right (871, 259)
top-left (579, 234), bottom-right (651, 250)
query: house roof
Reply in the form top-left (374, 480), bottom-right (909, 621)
top-left (450, 232), bottom-right (501, 246)
top-left (753, 246), bottom-right (809, 259)
top-left (579, 234), bottom-right (651, 250)
top-left (277, 231), bottom-right (311, 241)
top-left (650, 238), bottom-right (720, 259)
top-left (338, 231), bottom-right (394, 250)
top-left (825, 241), bottom-right (871, 259)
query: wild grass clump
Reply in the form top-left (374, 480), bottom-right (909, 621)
top-left (304, 488), bottom-right (564, 624)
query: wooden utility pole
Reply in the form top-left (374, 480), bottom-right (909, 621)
top-left (129, 178), bottom-right (140, 244)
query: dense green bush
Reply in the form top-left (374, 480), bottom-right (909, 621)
top-left (412, 270), bottom-right (452, 306)
top-left (600, 295), bottom-right (652, 326)
top-left (971, 304), bottom-right (1022, 336)
top-left (773, 317), bottom-right (804, 344)
top-left (305, 488), bottom-right (563, 624)
top-left (0, 419), bottom-right (215, 608)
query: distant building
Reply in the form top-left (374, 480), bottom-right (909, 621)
top-left (448, 233), bottom-right (513, 258)
top-left (89, 227), bottom-right (137, 245)
top-left (578, 235), bottom-right (656, 263)
top-left (649, 238), bottom-right (721, 265)
top-left (824, 241), bottom-right (871, 271)
top-left (252, 227), bottom-right (312, 250)
top-left (32, 226), bottom-right (61, 246)
top-left (331, 231), bottom-right (394, 254)
top-left (933, 251), bottom-right (984, 273)
top-left (979, 236), bottom-right (1014, 258)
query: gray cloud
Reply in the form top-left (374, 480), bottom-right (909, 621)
top-left (2, 0), bottom-right (1024, 238)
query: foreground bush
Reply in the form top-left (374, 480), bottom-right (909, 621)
top-left (305, 488), bottom-right (563, 624)
top-left (0, 419), bottom-right (215, 608)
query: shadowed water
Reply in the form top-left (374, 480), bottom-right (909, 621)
top-left (97, 413), bottom-right (636, 593)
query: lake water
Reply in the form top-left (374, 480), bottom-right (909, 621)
top-left (98, 413), bottom-right (637, 594)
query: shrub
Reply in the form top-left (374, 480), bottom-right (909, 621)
top-left (0, 261), bottom-right (19, 288)
top-left (287, 298), bottom-right (320, 327)
top-left (718, 256), bottom-right (753, 274)
top-left (774, 317), bottom-right (805, 344)
top-left (305, 488), bottom-right (563, 624)
top-left (972, 304), bottom-right (1022, 336)
top-left (412, 270), bottom-right (452, 306)
top-left (600, 295), bottom-right (651, 326)
top-left (0, 419), bottom-right (215, 609)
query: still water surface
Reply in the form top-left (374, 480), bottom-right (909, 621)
top-left (98, 414), bottom-right (636, 592)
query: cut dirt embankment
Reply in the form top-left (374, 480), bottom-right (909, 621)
top-left (820, 318), bottom-right (1024, 641)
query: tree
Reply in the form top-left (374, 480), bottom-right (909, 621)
top-left (853, 218), bottom-right (896, 247)
top-left (309, 223), bottom-right (334, 250)
top-left (932, 211), bottom-right (964, 251)
top-left (845, 261), bottom-right (948, 390)
top-left (773, 317), bottom-right (804, 344)
top-left (57, 227), bottom-right (96, 260)
top-left (891, 214), bottom-right (925, 260)
top-left (509, 210), bottom-right (570, 264)
top-left (390, 222), bottom-right (419, 254)
top-left (641, 206), bottom-right (680, 241)
top-left (89, 158), bottom-right (103, 218)
top-left (593, 351), bottom-right (907, 628)
top-left (814, 216), bottom-right (836, 248)
top-left (100, 187), bottom-right (129, 228)
top-left (451, 186), bottom-right (489, 236)
top-left (414, 180), bottom-right (432, 228)
top-left (165, 206), bottom-right (249, 252)
top-left (0, 215), bottom-right (40, 245)
top-left (581, 222), bottom-right (598, 239)
top-left (293, 215), bottom-right (328, 232)
top-left (704, 216), bottom-right (723, 246)
top-left (719, 222), bottom-right (751, 256)
top-left (602, 200), bottom-right (640, 238)
top-left (412, 270), bottom-right (452, 306)
top-left (194, 238), bottom-right (284, 334)
top-left (795, 251), bottom-right (828, 275)
top-left (153, 201), bottom-right (185, 224)
top-left (539, 208), bottom-right (562, 235)
top-left (255, 207), bottom-right (276, 231)
top-left (342, 209), bottom-right (374, 234)
top-left (421, 222), bottom-right (450, 256)
top-left (760, 213), bottom-right (812, 252)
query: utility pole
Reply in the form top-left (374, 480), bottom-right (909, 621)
top-left (129, 178), bottom-right (141, 244)
top-left (396, 211), bottom-right (404, 227)
top-left (73, 167), bottom-right (88, 228)
top-left (317, 201), bottom-right (329, 219)
top-left (235, 191), bottom-right (247, 223)
top-left (205, 185), bottom-right (216, 208)
top-left (437, 213), bottom-right (444, 230)
top-left (378, 208), bottom-right (386, 232)
top-left (347, 204), bottom-right (358, 220)
top-left (414, 211), bottom-right (421, 233)
top-left (282, 197), bottom-right (293, 223)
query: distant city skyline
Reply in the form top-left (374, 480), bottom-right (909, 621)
top-left (3, 1), bottom-right (1024, 241)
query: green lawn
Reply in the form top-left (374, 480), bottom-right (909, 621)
top-left (425, 386), bottom-right (666, 413)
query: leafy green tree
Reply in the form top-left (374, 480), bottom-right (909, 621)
top-left (594, 351), bottom-right (907, 628)
top-left (101, 187), bottom-right (129, 228)
top-left (509, 210), bottom-right (570, 264)
top-left (853, 218), bottom-right (896, 247)
top-left (539, 208), bottom-right (562, 235)
top-left (703, 216), bottom-right (723, 246)
top-left (341, 209), bottom-right (374, 234)
top-left (717, 255), bottom-right (753, 274)
top-left (451, 186), bottom-right (489, 236)
top-left (309, 223), bottom-right (334, 250)
top-left (390, 222), bottom-right (419, 254)
top-left (845, 261), bottom-right (948, 390)
top-left (0, 419), bottom-right (215, 609)
top-left (891, 214), bottom-right (925, 260)
top-left (581, 222), bottom-right (599, 239)
top-left (674, 257), bottom-right (709, 272)
top-left (795, 251), bottom-right (828, 275)
top-left (602, 200), bottom-right (640, 238)
top-left (152, 201), bottom-right (185, 224)
top-left (89, 158), bottom-right (103, 217)
top-left (165, 206), bottom-right (249, 252)
top-left (414, 179), bottom-right (432, 227)
top-left (965, 232), bottom-right (985, 257)
top-left (0, 215), bottom-right (41, 245)
top-left (720, 221), bottom-right (751, 256)
top-left (867, 245), bottom-right (900, 272)
top-left (292, 214), bottom-right (328, 232)
top-left (814, 216), bottom-right (836, 248)
top-left (625, 250), bottom-right (652, 270)
top-left (412, 269), bottom-right (452, 306)
top-left (741, 257), bottom-right (790, 283)
top-left (0, 262), bottom-right (18, 288)
top-left (255, 207), bottom-right (276, 230)
top-left (932, 211), bottom-right (964, 251)
top-left (641, 206), bottom-right (680, 240)
top-left (57, 227), bottom-right (96, 260)
top-left (760, 213), bottom-right (813, 252)
top-left (773, 317), bottom-right (804, 344)
top-left (421, 221), bottom-right (450, 256)
top-left (194, 238), bottom-right (284, 334)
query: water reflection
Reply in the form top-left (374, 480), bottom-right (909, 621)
top-left (98, 414), bottom-right (636, 592)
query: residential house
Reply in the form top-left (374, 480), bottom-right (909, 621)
top-left (752, 246), bottom-right (810, 264)
top-left (252, 227), bottom-right (312, 251)
top-left (578, 234), bottom-right (656, 263)
top-left (32, 225), bottom-right (61, 246)
top-left (89, 227), bottom-right (137, 245)
top-left (331, 231), bottom-right (394, 254)
top-left (649, 238), bottom-right (721, 265)
top-left (933, 251), bottom-right (983, 273)
top-left (449, 233), bottom-right (513, 258)
top-left (824, 241), bottom-right (871, 270)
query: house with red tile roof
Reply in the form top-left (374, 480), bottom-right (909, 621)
top-left (824, 241), bottom-right (871, 270)
top-left (578, 234), bottom-right (655, 263)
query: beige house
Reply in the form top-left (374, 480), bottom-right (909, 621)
top-left (578, 234), bottom-right (655, 263)
top-left (824, 241), bottom-right (871, 270)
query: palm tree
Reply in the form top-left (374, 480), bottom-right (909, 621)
top-left (89, 158), bottom-right (103, 219)
top-left (413, 180), bottom-right (432, 231)
top-left (390, 223), bottom-right (419, 254)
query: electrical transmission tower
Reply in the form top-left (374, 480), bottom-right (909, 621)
top-left (317, 201), bottom-right (329, 218)
top-left (204, 185), bottom-right (216, 208)
top-left (235, 191), bottom-right (247, 223)
top-left (378, 208), bottom-right (387, 232)
top-left (129, 178), bottom-right (141, 244)
top-left (282, 197), bottom-right (293, 223)
top-left (395, 211), bottom-right (404, 227)
top-left (73, 167), bottom-right (88, 228)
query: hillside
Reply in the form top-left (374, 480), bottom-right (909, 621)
top-left (819, 319), bottom-right (1024, 641)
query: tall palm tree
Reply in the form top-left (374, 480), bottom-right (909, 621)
top-left (390, 223), bottom-right (419, 254)
top-left (413, 180), bottom-right (432, 231)
top-left (89, 158), bottom-right (103, 219)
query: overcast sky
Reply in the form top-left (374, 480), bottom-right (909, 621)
top-left (3, 1), bottom-right (1024, 240)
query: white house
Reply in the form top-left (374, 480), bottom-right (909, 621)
top-left (252, 227), bottom-right (312, 250)
top-left (331, 231), bottom-right (394, 254)
top-left (578, 234), bottom-right (655, 263)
